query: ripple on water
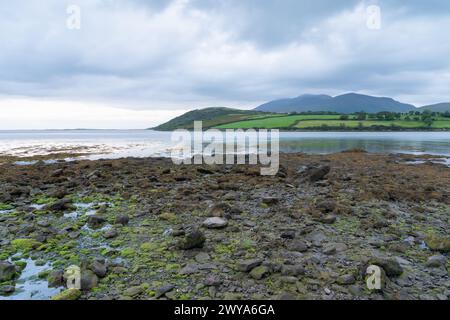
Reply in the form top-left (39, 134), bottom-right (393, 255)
top-left (0, 258), bottom-right (63, 300)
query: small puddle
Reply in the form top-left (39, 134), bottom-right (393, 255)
top-left (0, 258), bottom-right (62, 300)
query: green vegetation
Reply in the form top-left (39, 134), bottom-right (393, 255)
top-left (154, 107), bottom-right (450, 131)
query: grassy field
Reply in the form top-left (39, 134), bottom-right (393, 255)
top-left (215, 114), bottom-right (342, 129)
top-left (213, 114), bottom-right (450, 130)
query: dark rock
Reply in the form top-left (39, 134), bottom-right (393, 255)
top-left (249, 265), bottom-right (270, 280)
top-left (316, 200), bottom-right (336, 213)
top-left (336, 274), bottom-right (356, 285)
top-left (103, 229), bottom-right (118, 239)
top-left (280, 230), bottom-right (296, 239)
top-left (0, 261), bottom-right (16, 282)
top-left (91, 260), bottom-right (107, 278)
top-left (307, 165), bottom-right (330, 182)
top-left (87, 215), bottom-right (106, 228)
top-left (80, 270), bottom-right (98, 290)
top-left (155, 284), bottom-right (175, 298)
top-left (262, 197), bottom-right (279, 205)
top-left (178, 230), bottom-right (206, 250)
top-left (0, 285), bottom-right (15, 294)
top-left (368, 257), bottom-right (403, 277)
top-left (47, 270), bottom-right (64, 287)
top-left (115, 215), bottom-right (129, 226)
top-left (281, 264), bottom-right (305, 277)
top-left (197, 167), bottom-right (214, 174)
top-left (320, 214), bottom-right (337, 224)
top-left (46, 198), bottom-right (74, 212)
top-left (236, 259), bottom-right (263, 272)
top-left (425, 255), bottom-right (446, 268)
top-left (286, 240), bottom-right (308, 252)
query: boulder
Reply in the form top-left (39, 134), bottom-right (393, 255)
top-left (202, 217), bottom-right (228, 229)
top-left (249, 265), bottom-right (270, 280)
top-left (178, 230), bottom-right (206, 250)
top-left (51, 288), bottom-right (81, 300)
top-left (236, 259), bottom-right (263, 272)
top-left (0, 261), bottom-right (16, 282)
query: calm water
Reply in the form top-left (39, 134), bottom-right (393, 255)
top-left (0, 130), bottom-right (449, 159)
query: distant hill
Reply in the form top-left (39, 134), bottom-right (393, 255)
top-left (255, 93), bottom-right (416, 114)
top-left (419, 103), bottom-right (450, 113)
top-left (152, 107), bottom-right (260, 131)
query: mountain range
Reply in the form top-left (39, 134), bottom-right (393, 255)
top-left (255, 93), bottom-right (447, 113)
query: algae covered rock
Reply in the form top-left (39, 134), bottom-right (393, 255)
top-left (51, 288), bottom-right (81, 300)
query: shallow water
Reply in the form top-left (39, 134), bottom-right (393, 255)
top-left (0, 130), bottom-right (449, 159)
top-left (0, 258), bottom-right (62, 300)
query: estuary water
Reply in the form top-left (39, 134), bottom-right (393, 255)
top-left (0, 130), bottom-right (449, 159)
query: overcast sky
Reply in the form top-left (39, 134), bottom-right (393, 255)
top-left (1, 0), bottom-right (450, 129)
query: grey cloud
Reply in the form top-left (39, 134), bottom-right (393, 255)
top-left (1, 0), bottom-right (450, 108)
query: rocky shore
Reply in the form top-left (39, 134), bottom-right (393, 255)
top-left (0, 151), bottom-right (449, 300)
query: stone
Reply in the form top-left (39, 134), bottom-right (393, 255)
top-left (91, 260), bottom-right (107, 278)
top-left (180, 264), bottom-right (199, 275)
top-left (316, 200), bottom-right (336, 213)
top-left (203, 217), bottom-right (228, 229)
top-left (124, 286), bottom-right (143, 297)
top-left (249, 265), bottom-right (270, 280)
top-left (0, 261), bottom-right (16, 282)
top-left (236, 259), bottom-right (263, 272)
top-left (281, 264), bottom-right (305, 277)
top-left (307, 165), bottom-right (330, 182)
top-left (280, 230), bottom-right (296, 239)
top-left (155, 284), bottom-right (175, 298)
top-left (80, 270), bottom-right (98, 290)
top-left (369, 257), bottom-right (403, 277)
top-left (320, 214), bottom-right (337, 224)
top-left (46, 198), bottom-right (73, 212)
top-left (103, 229), bottom-right (118, 239)
top-left (87, 215), bottom-right (106, 228)
top-left (425, 235), bottom-right (450, 253)
top-left (178, 230), bottom-right (206, 250)
top-left (195, 252), bottom-right (210, 263)
top-left (204, 275), bottom-right (223, 287)
top-left (47, 270), bottom-right (64, 287)
top-left (51, 288), bottom-right (81, 300)
top-left (336, 274), bottom-right (356, 285)
top-left (286, 240), bottom-right (308, 252)
top-left (115, 214), bottom-right (129, 226)
top-left (0, 285), bottom-right (15, 294)
top-left (262, 197), bottom-right (279, 205)
top-left (322, 244), bottom-right (337, 255)
top-left (425, 255), bottom-right (446, 268)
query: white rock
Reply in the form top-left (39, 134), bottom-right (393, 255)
top-left (203, 217), bottom-right (228, 229)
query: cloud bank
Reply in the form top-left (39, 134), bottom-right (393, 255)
top-left (1, 0), bottom-right (450, 128)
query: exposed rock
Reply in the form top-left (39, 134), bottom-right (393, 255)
top-left (0, 261), bottom-right (16, 282)
top-left (103, 229), bottom-right (118, 239)
top-left (307, 165), bottom-right (330, 182)
top-left (80, 270), bottom-right (99, 290)
top-left (124, 286), bottom-right (144, 297)
top-left (115, 214), bottom-right (129, 226)
top-left (425, 235), bottom-right (450, 253)
top-left (286, 240), bottom-right (308, 252)
top-left (236, 259), bottom-right (263, 272)
top-left (368, 257), bottom-right (403, 277)
top-left (47, 270), bottom-right (64, 287)
top-left (46, 198), bottom-right (74, 212)
top-left (87, 215), bottom-right (106, 228)
top-left (203, 217), bottom-right (228, 229)
top-left (51, 288), bottom-right (81, 300)
top-left (425, 255), bottom-right (446, 268)
top-left (91, 259), bottom-right (107, 278)
top-left (178, 230), bottom-right (206, 250)
top-left (281, 264), bottom-right (305, 277)
top-left (155, 284), bottom-right (175, 298)
top-left (336, 274), bottom-right (356, 285)
top-left (249, 265), bottom-right (270, 280)
top-left (0, 285), bottom-right (15, 294)
top-left (262, 197), bottom-right (279, 205)
top-left (320, 214), bottom-right (337, 224)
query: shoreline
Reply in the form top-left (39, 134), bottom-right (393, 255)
top-left (0, 151), bottom-right (449, 300)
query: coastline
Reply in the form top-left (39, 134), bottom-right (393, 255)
top-left (0, 151), bottom-right (449, 300)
